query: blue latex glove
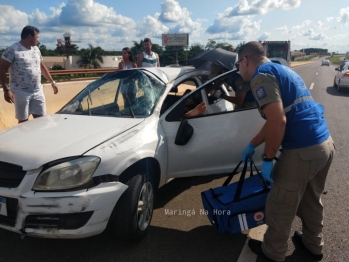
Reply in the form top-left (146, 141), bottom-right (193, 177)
top-left (261, 161), bottom-right (274, 184)
top-left (242, 143), bottom-right (256, 162)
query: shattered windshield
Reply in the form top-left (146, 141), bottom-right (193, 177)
top-left (58, 70), bottom-right (166, 118)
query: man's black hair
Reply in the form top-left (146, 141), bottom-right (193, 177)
top-left (21, 25), bottom-right (39, 39)
top-left (144, 38), bottom-right (152, 44)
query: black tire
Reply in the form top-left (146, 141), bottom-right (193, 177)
top-left (333, 78), bottom-right (338, 88)
top-left (108, 174), bottom-right (154, 240)
top-left (337, 80), bottom-right (341, 92)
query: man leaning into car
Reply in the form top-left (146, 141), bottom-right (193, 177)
top-left (238, 41), bottom-right (335, 262)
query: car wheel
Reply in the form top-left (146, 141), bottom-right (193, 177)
top-left (108, 174), bottom-right (154, 240)
top-left (337, 80), bottom-right (341, 92)
top-left (333, 78), bottom-right (338, 88)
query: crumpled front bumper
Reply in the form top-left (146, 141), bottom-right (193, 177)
top-left (0, 172), bottom-right (128, 239)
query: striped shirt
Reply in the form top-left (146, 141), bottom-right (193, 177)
top-left (141, 51), bottom-right (158, 67)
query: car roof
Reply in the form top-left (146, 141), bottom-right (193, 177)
top-left (141, 67), bottom-right (209, 83)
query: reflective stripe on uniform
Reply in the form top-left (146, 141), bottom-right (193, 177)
top-left (284, 96), bottom-right (314, 113)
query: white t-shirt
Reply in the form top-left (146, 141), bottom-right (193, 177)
top-left (1, 42), bottom-right (43, 91)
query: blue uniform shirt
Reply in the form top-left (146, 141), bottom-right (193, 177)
top-left (251, 61), bottom-right (330, 149)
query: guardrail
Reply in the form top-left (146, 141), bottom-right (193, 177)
top-left (5, 68), bottom-right (119, 78)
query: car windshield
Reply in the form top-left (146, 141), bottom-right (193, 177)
top-left (58, 70), bottom-right (166, 118)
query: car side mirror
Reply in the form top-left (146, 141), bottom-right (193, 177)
top-left (335, 68), bottom-right (339, 71)
top-left (175, 119), bottom-right (194, 145)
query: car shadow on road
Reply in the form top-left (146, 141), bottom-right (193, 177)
top-left (0, 224), bottom-right (247, 262)
top-left (154, 173), bottom-right (234, 209)
top-left (326, 86), bottom-right (349, 96)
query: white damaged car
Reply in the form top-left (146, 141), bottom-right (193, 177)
top-left (0, 67), bottom-right (264, 240)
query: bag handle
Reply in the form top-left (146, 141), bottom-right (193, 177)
top-left (222, 160), bottom-right (243, 186)
top-left (233, 158), bottom-right (269, 202)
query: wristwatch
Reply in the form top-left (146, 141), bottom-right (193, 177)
top-left (51, 81), bottom-right (56, 85)
top-left (261, 153), bottom-right (274, 162)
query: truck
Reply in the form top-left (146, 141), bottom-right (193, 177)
top-left (260, 41), bottom-right (291, 66)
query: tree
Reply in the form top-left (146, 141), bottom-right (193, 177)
top-left (214, 42), bottom-right (231, 50)
top-left (76, 44), bottom-right (104, 69)
top-left (131, 39), bottom-right (144, 60)
top-left (205, 39), bottom-right (217, 50)
top-left (234, 42), bottom-right (246, 53)
top-left (188, 43), bottom-right (205, 59)
top-left (162, 46), bottom-right (186, 66)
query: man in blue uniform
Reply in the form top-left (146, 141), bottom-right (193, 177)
top-left (237, 41), bottom-right (335, 262)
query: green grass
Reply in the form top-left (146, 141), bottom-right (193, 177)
top-left (41, 73), bottom-right (104, 83)
top-left (295, 56), bottom-right (317, 61)
top-left (328, 56), bottom-right (343, 64)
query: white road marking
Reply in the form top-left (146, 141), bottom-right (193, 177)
top-left (309, 83), bottom-right (314, 90)
top-left (237, 225), bottom-right (268, 262)
top-left (316, 72), bottom-right (318, 75)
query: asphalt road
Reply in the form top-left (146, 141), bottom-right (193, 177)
top-left (0, 60), bottom-right (348, 262)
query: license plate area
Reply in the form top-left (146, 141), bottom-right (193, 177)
top-left (0, 197), bottom-right (8, 216)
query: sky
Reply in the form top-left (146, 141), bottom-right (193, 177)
top-left (0, 0), bottom-right (348, 53)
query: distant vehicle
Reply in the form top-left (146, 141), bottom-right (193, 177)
top-left (269, 57), bottom-right (289, 67)
top-left (334, 61), bottom-right (349, 92)
top-left (321, 59), bottom-right (330, 66)
top-left (260, 41), bottom-right (291, 67)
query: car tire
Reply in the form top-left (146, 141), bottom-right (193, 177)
top-left (108, 174), bottom-right (154, 240)
top-left (333, 78), bottom-right (338, 88)
top-left (337, 80), bottom-right (341, 92)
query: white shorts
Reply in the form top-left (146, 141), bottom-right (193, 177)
top-left (12, 89), bottom-right (46, 121)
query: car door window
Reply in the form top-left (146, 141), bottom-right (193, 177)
top-left (165, 87), bottom-right (204, 121)
top-left (204, 73), bottom-right (235, 115)
top-left (161, 79), bottom-right (199, 116)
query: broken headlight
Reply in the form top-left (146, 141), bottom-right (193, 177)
top-left (33, 156), bottom-right (100, 191)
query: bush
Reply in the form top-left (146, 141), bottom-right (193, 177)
top-left (51, 64), bottom-right (63, 70)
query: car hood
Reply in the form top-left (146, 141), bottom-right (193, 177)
top-left (0, 114), bottom-right (144, 170)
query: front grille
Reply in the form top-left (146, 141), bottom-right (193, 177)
top-left (24, 211), bottom-right (94, 230)
top-left (0, 197), bottom-right (19, 227)
top-left (0, 161), bottom-right (26, 188)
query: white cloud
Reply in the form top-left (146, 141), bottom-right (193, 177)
top-left (275, 25), bottom-right (288, 32)
top-left (257, 32), bottom-right (271, 41)
top-left (338, 7), bottom-right (349, 25)
top-left (315, 20), bottom-right (335, 31)
top-left (159, 0), bottom-right (190, 23)
top-left (138, 15), bottom-right (169, 39)
top-left (169, 19), bottom-right (202, 37)
top-left (206, 16), bottom-right (261, 40)
top-left (309, 32), bottom-right (326, 40)
top-left (289, 20), bottom-right (311, 32)
top-left (207, 0), bottom-right (300, 37)
top-left (223, 0), bottom-right (301, 17)
top-left (326, 17), bottom-right (334, 22)
top-left (302, 29), bottom-right (314, 37)
top-left (58, 0), bottom-right (136, 29)
top-left (158, 0), bottom-right (203, 37)
top-left (0, 5), bottom-right (29, 35)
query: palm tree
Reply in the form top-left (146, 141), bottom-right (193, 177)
top-left (131, 39), bottom-right (144, 62)
top-left (76, 44), bottom-right (104, 69)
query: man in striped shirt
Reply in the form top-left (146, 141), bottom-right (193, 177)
top-left (137, 38), bottom-right (160, 67)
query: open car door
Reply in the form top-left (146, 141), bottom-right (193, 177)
top-left (159, 84), bottom-right (265, 178)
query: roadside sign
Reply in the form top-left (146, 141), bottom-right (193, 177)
top-left (162, 34), bottom-right (189, 46)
